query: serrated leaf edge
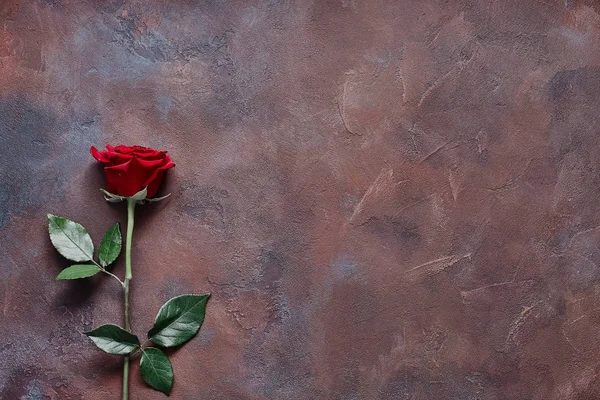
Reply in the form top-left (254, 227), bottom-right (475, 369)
top-left (85, 324), bottom-right (141, 355)
top-left (147, 293), bottom-right (211, 346)
top-left (98, 223), bottom-right (122, 267)
top-left (47, 214), bottom-right (94, 262)
top-left (56, 264), bottom-right (101, 280)
top-left (140, 348), bottom-right (173, 395)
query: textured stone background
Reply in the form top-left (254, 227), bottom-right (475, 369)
top-left (2, 0), bottom-right (600, 399)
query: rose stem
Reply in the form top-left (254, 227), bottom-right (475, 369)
top-left (122, 198), bottom-right (136, 400)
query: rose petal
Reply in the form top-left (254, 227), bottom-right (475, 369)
top-left (90, 146), bottom-right (111, 163)
top-left (132, 145), bottom-right (153, 152)
top-left (133, 148), bottom-right (163, 157)
top-left (104, 159), bottom-right (148, 197)
top-left (114, 145), bottom-right (136, 154)
top-left (136, 157), bottom-right (165, 168)
top-left (144, 169), bottom-right (163, 198)
top-left (143, 159), bottom-right (175, 197)
top-left (140, 152), bottom-right (167, 161)
top-left (126, 157), bottom-right (160, 196)
top-left (103, 151), bottom-right (134, 165)
top-left (162, 159), bottom-right (175, 169)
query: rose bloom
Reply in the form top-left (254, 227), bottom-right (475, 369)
top-left (91, 145), bottom-right (175, 197)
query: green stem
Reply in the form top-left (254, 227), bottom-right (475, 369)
top-left (90, 259), bottom-right (124, 287)
top-left (122, 199), bottom-right (136, 400)
top-left (122, 355), bottom-right (129, 400)
top-left (125, 199), bottom-right (135, 280)
top-left (123, 280), bottom-right (130, 331)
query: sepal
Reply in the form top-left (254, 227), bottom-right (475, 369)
top-left (130, 187), bottom-right (148, 202)
top-left (145, 193), bottom-right (171, 203)
top-left (100, 189), bottom-right (126, 203)
top-left (100, 187), bottom-right (169, 204)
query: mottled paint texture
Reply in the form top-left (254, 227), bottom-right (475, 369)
top-left (2, 0), bottom-right (600, 399)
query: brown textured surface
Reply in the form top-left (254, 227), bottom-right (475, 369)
top-left (2, 0), bottom-right (600, 399)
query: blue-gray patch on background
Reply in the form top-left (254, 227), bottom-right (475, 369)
top-left (0, 97), bottom-right (101, 230)
top-left (155, 95), bottom-right (175, 121)
top-left (25, 380), bottom-right (43, 400)
top-left (332, 255), bottom-right (362, 281)
top-left (197, 328), bottom-right (216, 345)
top-left (0, 182), bottom-right (10, 228)
top-left (159, 275), bottom-right (194, 299)
top-left (72, 18), bottom-right (159, 81)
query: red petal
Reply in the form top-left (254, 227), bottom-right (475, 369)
top-left (104, 151), bottom-right (134, 165)
top-left (143, 159), bottom-right (175, 197)
top-left (90, 146), bottom-right (110, 163)
top-left (104, 159), bottom-right (144, 197)
top-left (144, 169), bottom-right (163, 198)
top-left (136, 157), bottom-right (165, 168)
top-left (114, 145), bottom-right (136, 154)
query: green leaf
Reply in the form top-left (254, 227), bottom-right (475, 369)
top-left (47, 214), bottom-right (94, 262)
top-left (85, 324), bottom-right (140, 355)
top-left (56, 264), bottom-right (100, 280)
top-left (98, 223), bottom-right (122, 267)
top-left (140, 347), bottom-right (173, 395)
top-left (148, 294), bottom-right (210, 347)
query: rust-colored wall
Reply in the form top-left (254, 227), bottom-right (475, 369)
top-left (3, 0), bottom-right (600, 399)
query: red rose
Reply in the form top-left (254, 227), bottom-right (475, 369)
top-left (91, 145), bottom-right (175, 197)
